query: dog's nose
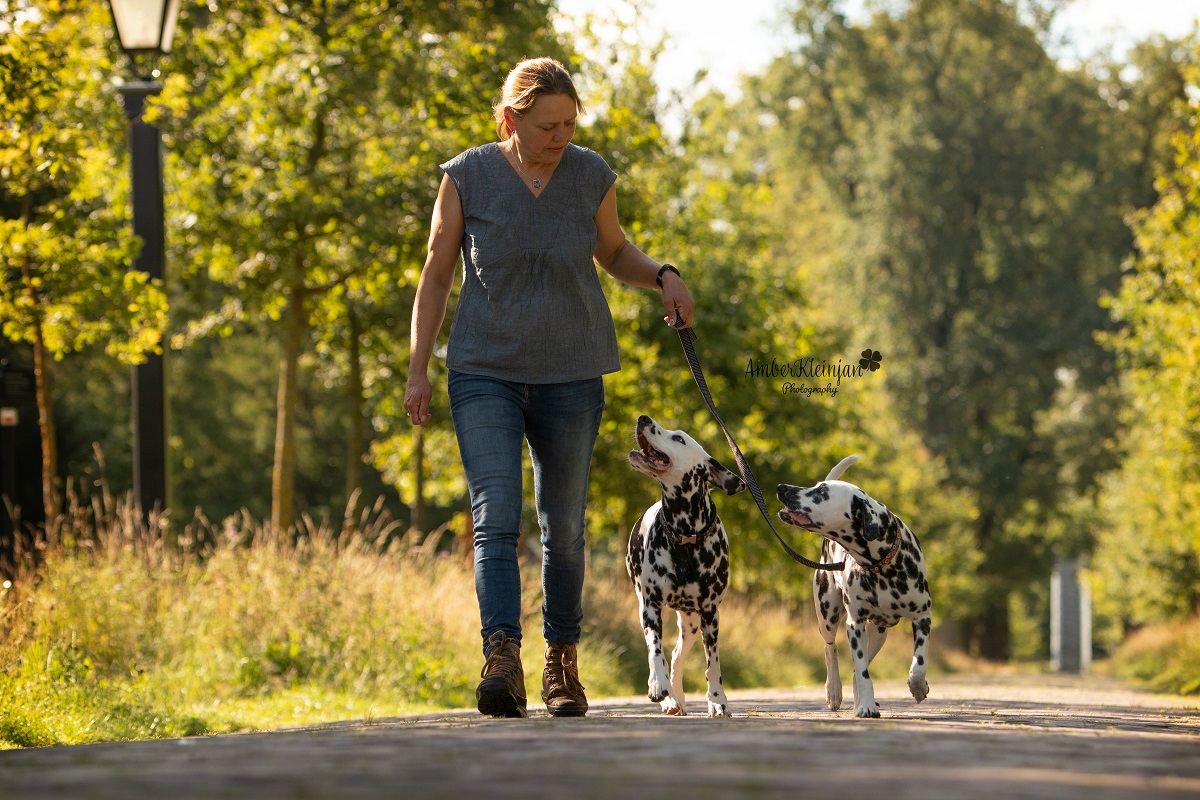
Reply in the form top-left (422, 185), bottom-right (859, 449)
top-left (638, 414), bottom-right (651, 426)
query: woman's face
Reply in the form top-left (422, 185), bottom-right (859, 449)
top-left (509, 93), bottom-right (578, 164)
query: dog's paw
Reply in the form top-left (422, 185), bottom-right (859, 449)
top-left (661, 696), bottom-right (686, 716)
top-left (648, 674), bottom-right (669, 703)
top-left (854, 704), bottom-right (881, 719)
top-left (707, 688), bottom-right (731, 718)
top-left (909, 675), bottom-right (929, 703)
top-left (707, 701), bottom-right (731, 718)
top-left (826, 683), bottom-right (842, 711)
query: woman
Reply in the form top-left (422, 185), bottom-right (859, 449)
top-left (404, 57), bottom-right (695, 718)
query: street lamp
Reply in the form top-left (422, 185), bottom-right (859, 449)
top-left (108, 0), bottom-right (180, 63)
top-left (107, 0), bottom-right (181, 518)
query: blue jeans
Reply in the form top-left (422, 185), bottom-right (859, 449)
top-left (448, 371), bottom-right (605, 655)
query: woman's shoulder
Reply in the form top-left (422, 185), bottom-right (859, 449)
top-left (566, 144), bottom-right (616, 191)
top-left (567, 143), bottom-right (614, 172)
top-left (441, 142), bottom-right (502, 172)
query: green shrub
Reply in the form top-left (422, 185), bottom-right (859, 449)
top-left (1110, 619), bottom-right (1200, 695)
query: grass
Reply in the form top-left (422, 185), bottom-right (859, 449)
top-left (1108, 617), bottom-right (1200, 695)
top-left (1, 490), bottom-right (952, 749)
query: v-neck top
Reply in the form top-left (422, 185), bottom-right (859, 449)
top-left (440, 142), bottom-right (620, 383)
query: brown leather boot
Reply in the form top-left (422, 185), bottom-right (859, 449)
top-left (542, 641), bottom-right (588, 717)
top-left (476, 631), bottom-right (527, 718)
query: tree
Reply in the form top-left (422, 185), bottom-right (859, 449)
top-left (0, 0), bottom-right (167, 522)
top-left (557, 4), bottom-right (977, 615)
top-left (166, 0), bottom-right (560, 533)
top-left (751, 0), bottom-right (1184, 656)
top-left (1097, 54), bottom-right (1200, 631)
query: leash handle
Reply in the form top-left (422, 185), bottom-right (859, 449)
top-left (677, 327), bottom-right (845, 571)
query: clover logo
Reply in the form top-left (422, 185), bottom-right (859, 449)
top-left (859, 349), bottom-right (883, 372)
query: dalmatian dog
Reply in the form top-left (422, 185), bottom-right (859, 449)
top-left (776, 455), bottom-right (932, 718)
top-left (626, 415), bottom-right (746, 717)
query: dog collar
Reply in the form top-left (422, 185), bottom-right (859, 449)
top-left (864, 520), bottom-right (902, 573)
top-left (659, 509), bottom-right (717, 546)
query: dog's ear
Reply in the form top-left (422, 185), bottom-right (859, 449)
top-left (706, 457), bottom-right (747, 495)
top-left (864, 502), bottom-right (895, 542)
top-left (882, 511), bottom-right (899, 539)
top-left (852, 495), bottom-right (881, 541)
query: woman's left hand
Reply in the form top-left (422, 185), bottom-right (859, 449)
top-left (660, 270), bottom-right (695, 329)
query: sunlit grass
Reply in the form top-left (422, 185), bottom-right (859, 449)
top-left (0, 490), bottom-right (482, 747)
top-left (1108, 617), bottom-right (1200, 695)
top-left (0, 488), bottom-right (960, 748)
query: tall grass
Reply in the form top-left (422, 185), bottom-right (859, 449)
top-left (0, 488), bottom-right (943, 748)
top-left (1108, 618), bottom-right (1200, 695)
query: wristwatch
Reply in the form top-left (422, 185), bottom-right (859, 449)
top-left (656, 263), bottom-right (681, 288)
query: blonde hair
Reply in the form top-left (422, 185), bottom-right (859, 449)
top-left (493, 57), bottom-right (583, 141)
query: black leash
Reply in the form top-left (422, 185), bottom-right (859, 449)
top-left (676, 325), bottom-right (845, 571)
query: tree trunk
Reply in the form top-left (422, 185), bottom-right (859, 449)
top-left (30, 319), bottom-right (57, 523)
top-left (18, 197), bottom-right (59, 522)
top-left (271, 272), bottom-right (306, 536)
top-left (963, 508), bottom-right (1011, 660)
top-left (31, 323), bottom-right (57, 520)
top-left (344, 307), bottom-right (364, 510)
top-left (969, 596), bottom-right (1011, 661)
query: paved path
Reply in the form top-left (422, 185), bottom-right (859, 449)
top-left (2, 674), bottom-right (1198, 799)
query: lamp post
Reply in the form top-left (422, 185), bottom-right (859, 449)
top-left (107, 0), bottom-right (181, 517)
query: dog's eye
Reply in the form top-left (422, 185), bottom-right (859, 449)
top-left (672, 435), bottom-right (685, 444)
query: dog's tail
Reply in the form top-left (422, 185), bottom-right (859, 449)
top-left (825, 454), bottom-right (860, 481)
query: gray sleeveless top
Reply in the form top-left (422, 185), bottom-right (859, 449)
top-left (441, 142), bottom-right (621, 383)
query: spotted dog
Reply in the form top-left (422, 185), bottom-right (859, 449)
top-left (776, 455), bottom-right (932, 718)
top-left (626, 415), bottom-right (746, 717)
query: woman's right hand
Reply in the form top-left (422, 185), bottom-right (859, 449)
top-left (404, 374), bottom-right (433, 426)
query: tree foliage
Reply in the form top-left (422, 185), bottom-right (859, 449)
top-left (555, 5), bottom-right (976, 614)
top-left (747, 0), bottom-right (1189, 656)
top-left (163, 0), bottom-right (560, 533)
top-left (0, 0), bottom-right (167, 519)
top-left (1096, 55), bottom-right (1200, 631)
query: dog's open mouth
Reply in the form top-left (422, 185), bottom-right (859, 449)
top-left (629, 431), bottom-right (671, 472)
top-left (778, 509), bottom-right (816, 529)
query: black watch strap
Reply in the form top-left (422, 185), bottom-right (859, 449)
top-left (656, 263), bottom-right (680, 288)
